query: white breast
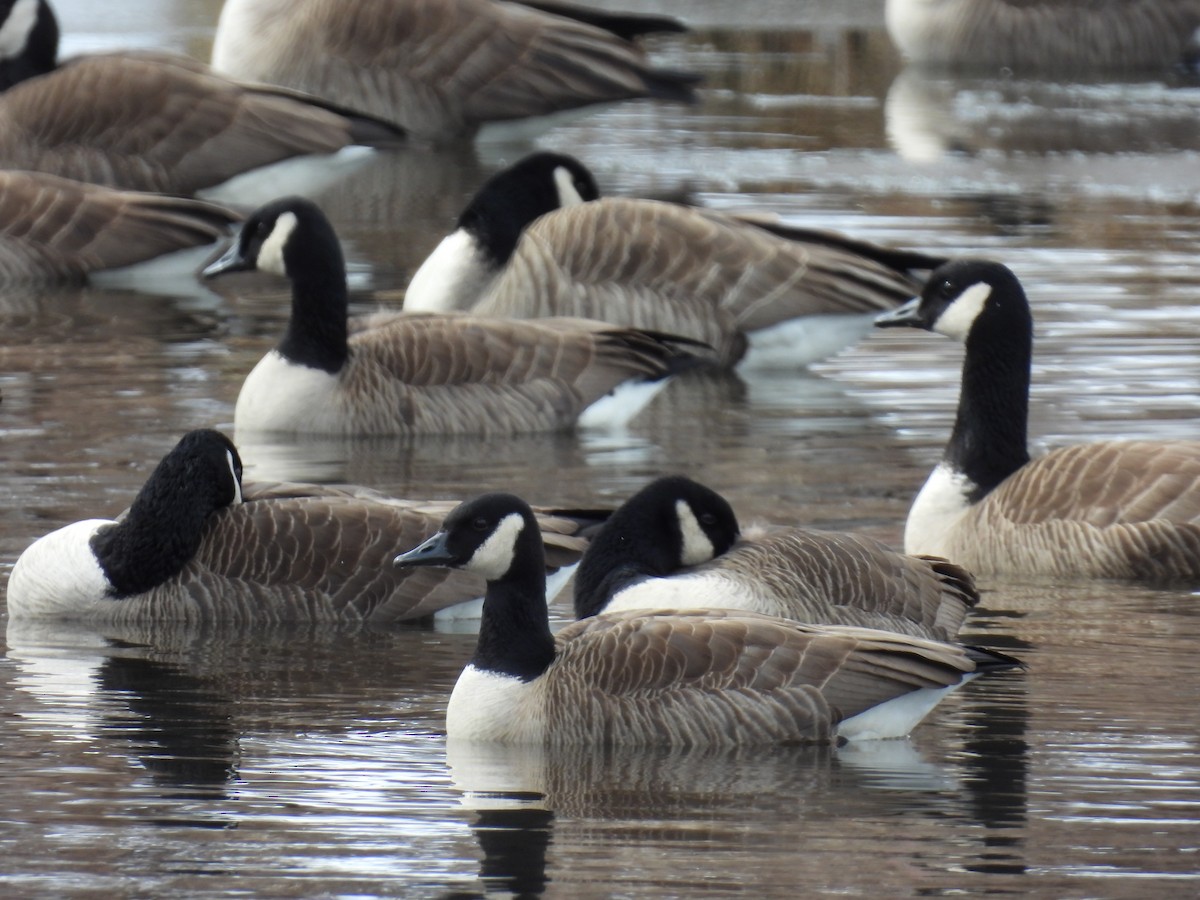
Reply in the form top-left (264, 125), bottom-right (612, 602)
top-left (403, 230), bottom-right (493, 313)
top-left (602, 569), bottom-right (769, 614)
top-left (6, 520), bottom-right (115, 619)
top-left (233, 350), bottom-right (342, 432)
top-left (903, 463), bottom-right (975, 557)
top-left (445, 664), bottom-right (545, 743)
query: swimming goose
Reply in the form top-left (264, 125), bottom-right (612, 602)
top-left (572, 476), bottom-right (978, 642)
top-left (875, 258), bottom-right (1200, 580)
top-left (210, 0), bottom-right (699, 142)
top-left (403, 151), bottom-right (946, 368)
top-left (393, 492), bottom-right (1021, 745)
top-left (0, 0), bottom-right (406, 195)
top-left (4, 429), bottom-right (607, 625)
top-left (202, 196), bottom-right (698, 435)
top-left (0, 170), bottom-right (239, 284)
top-left (886, 0), bottom-right (1200, 73)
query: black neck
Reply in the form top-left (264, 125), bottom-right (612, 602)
top-left (278, 244), bottom-right (349, 374)
top-left (473, 543), bottom-right (557, 681)
top-left (945, 311), bottom-right (1032, 502)
top-left (457, 180), bottom-right (559, 269)
top-left (90, 488), bottom-right (216, 599)
top-left (0, 0), bottom-right (58, 90)
top-left (573, 524), bottom-right (679, 619)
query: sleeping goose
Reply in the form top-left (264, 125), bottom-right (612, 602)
top-left (210, 0), bottom-right (699, 142)
top-left (875, 258), bottom-right (1200, 580)
top-left (0, 170), bottom-right (239, 285)
top-left (572, 476), bottom-right (978, 642)
top-left (4, 429), bottom-right (607, 625)
top-left (0, 0), bottom-right (406, 195)
top-left (202, 195), bottom-right (698, 436)
top-left (393, 491), bottom-right (1022, 745)
top-left (886, 0), bottom-right (1200, 73)
top-left (403, 151), bottom-right (947, 368)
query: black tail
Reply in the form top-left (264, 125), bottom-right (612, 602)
top-left (517, 0), bottom-right (688, 40)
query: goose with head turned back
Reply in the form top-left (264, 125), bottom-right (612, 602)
top-left (0, 170), bottom-right (239, 284)
top-left (0, 0), bottom-right (406, 196)
top-left (876, 258), bottom-right (1200, 581)
top-left (393, 492), bottom-right (1022, 746)
top-left (5, 430), bottom-right (608, 625)
top-left (202, 196), bottom-right (699, 436)
top-left (572, 476), bottom-right (978, 642)
top-left (403, 151), bottom-right (947, 369)
top-left (210, 0), bottom-right (699, 142)
top-left (886, 0), bottom-right (1200, 73)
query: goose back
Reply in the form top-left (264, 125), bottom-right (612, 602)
top-left (211, 0), bottom-right (698, 141)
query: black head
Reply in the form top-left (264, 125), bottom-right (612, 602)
top-left (875, 258), bottom-right (1030, 344)
top-left (0, 0), bottom-right (58, 88)
top-left (202, 196), bottom-right (343, 282)
top-left (457, 152), bottom-right (600, 264)
top-left (573, 476), bottom-right (740, 619)
top-left (90, 430), bottom-right (244, 597)
top-left (393, 492), bottom-right (545, 583)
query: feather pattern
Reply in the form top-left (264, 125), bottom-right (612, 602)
top-left (0, 169), bottom-right (238, 283)
top-left (887, 0), bottom-right (1200, 71)
top-left (211, 0), bottom-right (698, 141)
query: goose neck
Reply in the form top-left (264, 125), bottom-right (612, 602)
top-left (475, 565), bottom-right (557, 681)
top-left (278, 261), bottom-right (349, 374)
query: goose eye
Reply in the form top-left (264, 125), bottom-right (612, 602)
top-left (699, 512), bottom-right (718, 526)
top-left (471, 516), bottom-right (489, 531)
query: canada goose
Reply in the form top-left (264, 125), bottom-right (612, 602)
top-left (4, 429), bottom-right (608, 625)
top-left (202, 196), bottom-right (698, 435)
top-left (0, 0), bottom-right (406, 195)
top-left (393, 492), bottom-right (1020, 745)
top-left (886, 0), bottom-right (1200, 73)
top-left (875, 258), bottom-right (1200, 580)
top-left (403, 151), bottom-right (947, 368)
top-left (210, 0), bottom-right (699, 142)
top-left (0, 170), bottom-right (240, 285)
top-left (572, 476), bottom-right (978, 642)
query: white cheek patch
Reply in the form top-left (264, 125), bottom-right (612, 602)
top-left (553, 166), bottom-right (586, 207)
top-left (933, 281), bottom-right (991, 342)
top-left (226, 450), bottom-right (243, 505)
top-left (257, 211), bottom-right (298, 276)
top-left (676, 500), bottom-right (716, 567)
top-left (468, 512), bottom-right (526, 581)
top-left (0, 0), bottom-right (40, 59)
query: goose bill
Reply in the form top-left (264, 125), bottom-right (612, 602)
top-left (874, 297), bottom-right (922, 328)
top-left (201, 241), bottom-right (252, 278)
top-left (394, 531), bottom-right (455, 568)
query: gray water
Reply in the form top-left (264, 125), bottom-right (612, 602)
top-left (2, 1), bottom-right (1200, 897)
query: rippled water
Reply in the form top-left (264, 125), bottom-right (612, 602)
top-left (2, 1), bottom-right (1200, 897)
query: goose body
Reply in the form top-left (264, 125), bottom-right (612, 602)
top-left (393, 492), bottom-right (1021, 746)
top-left (886, 0), bottom-right (1200, 73)
top-left (573, 476), bottom-right (978, 642)
top-left (210, 0), bottom-right (698, 142)
top-left (404, 152), bottom-right (945, 368)
top-left (0, 0), bottom-right (405, 195)
top-left (5, 430), bottom-right (605, 625)
top-left (203, 196), bottom-right (697, 436)
top-left (0, 170), bottom-right (239, 284)
top-left (876, 258), bottom-right (1200, 581)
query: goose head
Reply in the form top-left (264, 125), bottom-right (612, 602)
top-left (202, 195), bottom-right (343, 282)
top-left (0, 0), bottom-right (58, 88)
top-left (874, 258), bottom-right (1031, 345)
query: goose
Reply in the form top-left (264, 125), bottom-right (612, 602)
top-left (886, 0), bottom-right (1200, 73)
top-left (875, 258), bottom-right (1200, 581)
top-left (210, 0), bottom-right (700, 142)
top-left (572, 476), bottom-right (978, 642)
top-left (4, 429), bottom-right (608, 625)
top-left (393, 491), bottom-right (1022, 745)
top-left (0, 170), bottom-right (240, 285)
top-left (402, 151), bottom-right (947, 368)
top-left (202, 195), bottom-right (699, 436)
top-left (0, 0), bottom-right (406, 196)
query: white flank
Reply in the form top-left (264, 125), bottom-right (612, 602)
top-left (467, 512), bottom-right (525, 581)
top-left (403, 229), bottom-right (491, 312)
top-left (544, 562), bottom-right (579, 603)
top-left (553, 166), bottom-right (587, 207)
top-left (446, 664), bottom-right (544, 743)
top-left (258, 211), bottom-right (298, 276)
top-left (676, 500), bottom-right (715, 566)
top-left (199, 147), bottom-right (377, 208)
top-left (6, 520), bottom-right (115, 619)
top-left (0, 0), bottom-right (39, 59)
top-left (233, 350), bottom-right (340, 432)
top-left (432, 562), bottom-right (578, 623)
top-left (577, 378), bottom-right (668, 430)
top-left (741, 313), bottom-right (876, 369)
top-left (837, 679), bottom-right (972, 742)
top-left (933, 281), bottom-right (991, 342)
top-left (904, 463), bottom-right (974, 557)
top-left (603, 569), bottom-right (766, 615)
